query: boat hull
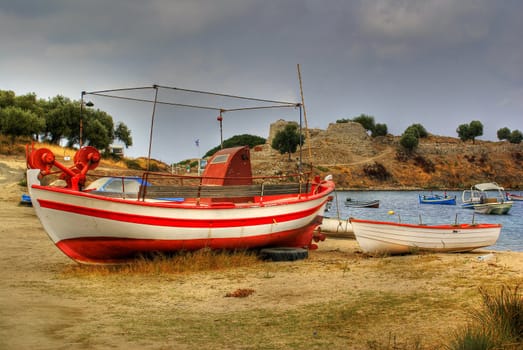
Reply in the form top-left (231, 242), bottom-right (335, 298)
top-left (350, 218), bottom-right (501, 255)
top-left (29, 178), bottom-right (334, 264)
top-left (473, 202), bottom-right (512, 215)
top-left (345, 199), bottom-right (380, 208)
top-left (507, 193), bottom-right (523, 201)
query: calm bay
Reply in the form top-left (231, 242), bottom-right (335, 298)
top-left (326, 190), bottom-right (523, 252)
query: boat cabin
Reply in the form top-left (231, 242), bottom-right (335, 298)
top-left (201, 146), bottom-right (253, 203)
top-left (202, 146), bottom-right (253, 186)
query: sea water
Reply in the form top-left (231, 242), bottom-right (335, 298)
top-left (325, 190), bottom-right (523, 252)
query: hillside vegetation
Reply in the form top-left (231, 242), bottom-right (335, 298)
top-left (253, 121), bottom-right (523, 190)
top-left (3, 121), bottom-right (522, 190)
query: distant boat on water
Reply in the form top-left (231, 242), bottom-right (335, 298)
top-left (345, 198), bottom-right (380, 208)
top-left (461, 182), bottom-right (513, 215)
top-left (418, 193), bottom-right (456, 205)
top-left (507, 192), bottom-right (523, 201)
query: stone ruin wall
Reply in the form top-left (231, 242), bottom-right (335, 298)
top-left (417, 139), bottom-right (522, 157)
top-left (263, 120), bottom-right (380, 165)
top-left (257, 120), bottom-right (523, 167)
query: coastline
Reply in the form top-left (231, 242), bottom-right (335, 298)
top-left (2, 158), bottom-right (523, 349)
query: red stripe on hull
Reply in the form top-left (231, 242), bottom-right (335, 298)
top-left (38, 199), bottom-right (322, 228)
top-left (56, 221), bottom-right (321, 264)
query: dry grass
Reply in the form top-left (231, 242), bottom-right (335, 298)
top-left (447, 284), bottom-right (523, 349)
top-left (47, 248), bottom-right (520, 349)
top-left (2, 148), bottom-right (522, 349)
top-left (61, 248), bottom-right (262, 277)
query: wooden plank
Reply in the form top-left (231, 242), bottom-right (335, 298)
top-left (140, 183), bottom-right (309, 199)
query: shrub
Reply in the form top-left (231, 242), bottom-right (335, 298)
top-left (148, 162), bottom-right (160, 172)
top-left (447, 284), bottom-right (523, 349)
top-left (476, 285), bottom-right (523, 343)
top-left (400, 131), bottom-right (419, 151)
top-left (414, 155), bottom-right (435, 173)
top-left (395, 150), bottom-right (410, 162)
top-left (509, 130), bottom-right (523, 144)
top-left (204, 134), bottom-right (266, 158)
top-left (372, 123), bottom-right (388, 137)
top-left (363, 162), bottom-right (391, 181)
top-left (352, 114), bottom-right (375, 132)
top-left (125, 159), bottom-right (143, 170)
top-left (464, 155), bottom-right (476, 163)
top-left (498, 127), bottom-right (511, 140)
top-left (406, 123), bottom-right (428, 138)
top-left (446, 325), bottom-right (500, 350)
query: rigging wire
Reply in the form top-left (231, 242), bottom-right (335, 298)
top-left (156, 84), bottom-right (297, 105)
top-left (87, 92), bottom-right (299, 113)
top-left (85, 84), bottom-right (299, 113)
top-left (82, 83), bottom-right (303, 169)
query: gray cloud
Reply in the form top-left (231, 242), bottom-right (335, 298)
top-left (1, 0), bottom-right (521, 163)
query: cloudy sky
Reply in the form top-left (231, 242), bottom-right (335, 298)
top-left (2, 0), bottom-right (522, 163)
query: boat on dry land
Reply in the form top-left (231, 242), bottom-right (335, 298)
top-left (349, 217), bottom-right (501, 255)
top-left (26, 85), bottom-right (334, 264)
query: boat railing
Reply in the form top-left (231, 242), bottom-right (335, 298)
top-left (140, 183), bottom-right (309, 200)
top-left (136, 171), bottom-right (314, 201)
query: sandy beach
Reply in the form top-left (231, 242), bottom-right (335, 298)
top-left (1, 158), bottom-right (522, 349)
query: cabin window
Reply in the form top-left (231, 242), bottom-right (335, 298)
top-left (211, 154), bottom-right (229, 164)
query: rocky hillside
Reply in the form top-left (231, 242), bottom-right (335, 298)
top-left (251, 120), bottom-right (523, 190)
top-left (2, 121), bottom-right (521, 190)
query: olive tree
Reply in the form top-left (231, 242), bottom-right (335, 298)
top-left (114, 122), bottom-right (133, 148)
top-left (405, 123), bottom-right (428, 138)
top-left (509, 130), bottom-right (523, 144)
top-left (399, 130), bottom-right (419, 152)
top-left (457, 120), bottom-right (483, 144)
top-left (352, 114), bottom-right (375, 133)
top-left (372, 123), bottom-right (388, 137)
top-left (497, 127), bottom-right (511, 141)
top-left (468, 120), bottom-right (483, 143)
top-left (0, 106), bottom-right (45, 142)
top-left (43, 96), bottom-right (77, 144)
top-left (271, 123), bottom-right (304, 161)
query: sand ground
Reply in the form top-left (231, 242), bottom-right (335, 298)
top-left (1, 158), bottom-right (522, 349)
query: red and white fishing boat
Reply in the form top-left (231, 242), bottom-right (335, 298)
top-left (26, 85), bottom-right (335, 264)
top-left (350, 217), bottom-right (501, 255)
top-left (27, 145), bottom-right (334, 264)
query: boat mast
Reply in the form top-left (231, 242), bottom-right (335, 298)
top-left (147, 85), bottom-right (159, 171)
top-left (297, 64), bottom-right (312, 172)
